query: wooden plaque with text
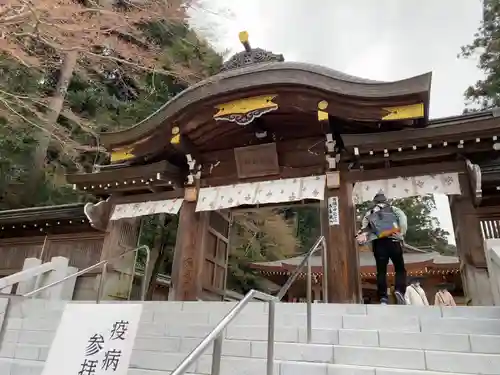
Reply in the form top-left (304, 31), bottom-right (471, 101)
top-left (234, 143), bottom-right (279, 179)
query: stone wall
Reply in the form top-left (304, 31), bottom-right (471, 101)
top-left (0, 297), bottom-right (64, 374)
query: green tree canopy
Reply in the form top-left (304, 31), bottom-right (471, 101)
top-left (460, 0), bottom-right (500, 109)
top-left (0, 19), bottom-right (222, 208)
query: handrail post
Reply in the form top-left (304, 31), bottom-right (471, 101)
top-left (97, 262), bottom-right (108, 304)
top-left (211, 334), bottom-right (223, 375)
top-left (140, 246), bottom-right (151, 301)
top-left (267, 299), bottom-right (276, 375)
top-left (306, 257), bottom-right (312, 343)
top-left (321, 236), bottom-right (328, 303)
top-left (275, 236), bottom-right (324, 301)
top-left (32, 274), bottom-right (42, 300)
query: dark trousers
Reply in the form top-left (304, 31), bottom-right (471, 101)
top-left (372, 238), bottom-right (406, 300)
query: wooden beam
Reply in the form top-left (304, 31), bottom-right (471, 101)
top-left (0, 204), bottom-right (86, 225)
top-left (345, 161), bottom-right (466, 182)
top-left (477, 205), bottom-right (500, 217)
top-left (109, 190), bottom-right (183, 205)
top-left (202, 165), bottom-right (324, 187)
top-left (343, 140), bottom-right (495, 163)
top-left (342, 116), bottom-right (500, 151)
top-left (232, 200), bottom-right (319, 213)
top-left (67, 160), bottom-right (180, 185)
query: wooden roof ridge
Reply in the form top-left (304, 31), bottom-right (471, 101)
top-left (342, 109), bottom-right (500, 150)
top-left (251, 242), bottom-right (431, 268)
top-left (0, 203), bottom-right (86, 224)
top-left (428, 108), bottom-right (499, 127)
top-left (403, 243), bottom-right (432, 253)
top-left (98, 62), bottom-right (432, 148)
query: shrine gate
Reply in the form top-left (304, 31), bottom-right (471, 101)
top-left (66, 32), bottom-right (500, 304)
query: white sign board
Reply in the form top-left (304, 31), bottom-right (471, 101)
top-left (328, 196), bottom-right (340, 226)
top-left (42, 303), bottom-right (142, 375)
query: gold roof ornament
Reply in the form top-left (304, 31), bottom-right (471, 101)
top-left (220, 31), bottom-right (284, 72)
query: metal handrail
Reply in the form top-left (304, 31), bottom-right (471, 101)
top-left (275, 235), bottom-right (326, 300)
top-left (158, 236), bottom-right (328, 375)
top-left (170, 289), bottom-right (277, 375)
top-left (22, 245), bottom-right (151, 303)
top-left (275, 235), bottom-right (327, 343)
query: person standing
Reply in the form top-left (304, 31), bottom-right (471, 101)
top-left (434, 283), bottom-right (456, 307)
top-left (356, 192), bottom-right (408, 305)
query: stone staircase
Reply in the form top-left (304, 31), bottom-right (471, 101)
top-left (2, 298), bottom-right (500, 374)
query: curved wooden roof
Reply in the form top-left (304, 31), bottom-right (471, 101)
top-left (250, 250), bottom-right (459, 274)
top-left (99, 62), bottom-right (432, 148)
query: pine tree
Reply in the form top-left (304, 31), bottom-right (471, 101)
top-left (460, 0), bottom-right (500, 110)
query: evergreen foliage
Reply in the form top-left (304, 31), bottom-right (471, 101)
top-left (0, 19), bottom-right (222, 208)
top-left (460, 0), bottom-right (500, 110)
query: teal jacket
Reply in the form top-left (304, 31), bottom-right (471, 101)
top-left (360, 203), bottom-right (408, 242)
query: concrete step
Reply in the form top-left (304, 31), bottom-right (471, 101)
top-left (10, 299), bottom-right (500, 320)
top-left (131, 346), bottom-right (500, 374)
top-left (8, 314), bottom-right (500, 342)
top-left (128, 363), bottom-right (477, 375)
top-left (4, 329), bottom-right (500, 365)
top-left (281, 361), bottom-right (475, 375)
top-left (0, 357), bottom-right (485, 375)
top-left (8, 342), bottom-right (497, 375)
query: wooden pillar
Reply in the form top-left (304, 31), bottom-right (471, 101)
top-left (170, 201), bottom-right (208, 301)
top-left (449, 173), bottom-right (493, 305)
top-left (321, 175), bottom-right (361, 303)
top-left (100, 216), bottom-right (140, 300)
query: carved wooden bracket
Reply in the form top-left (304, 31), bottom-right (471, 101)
top-left (466, 159), bottom-right (482, 206)
top-left (84, 198), bottom-right (112, 231)
top-left (185, 154), bottom-right (201, 186)
top-left (319, 101), bottom-right (340, 171)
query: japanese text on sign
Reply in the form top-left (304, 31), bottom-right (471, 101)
top-left (42, 304), bottom-right (142, 375)
top-left (328, 196), bottom-right (340, 226)
top-left (78, 320), bottom-right (130, 374)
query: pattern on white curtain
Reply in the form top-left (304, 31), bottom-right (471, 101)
top-left (196, 175), bottom-right (325, 212)
top-left (353, 173), bottom-right (461, 204)
top-left (111, 199), bottom-right (184, 220)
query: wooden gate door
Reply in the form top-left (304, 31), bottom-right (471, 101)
top-left (201, 210), bottom-right (231, 300)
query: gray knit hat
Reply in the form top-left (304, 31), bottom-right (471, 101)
top-left (373, 191), bottom-right (387, 203)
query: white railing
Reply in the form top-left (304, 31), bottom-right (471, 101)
top-left (0, 256), bottom-right (76, 299)
top-left (481, 218), bottom-right (500, 239)
top-left (485, 239), bottom-right (500, 306)
top-left (23, 245), bottom-right (151, 303)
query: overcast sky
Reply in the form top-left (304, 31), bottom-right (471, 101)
top-left (191, 0), bottom-right (485, 243)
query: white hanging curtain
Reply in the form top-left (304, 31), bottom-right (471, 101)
top-left (353, 172), bottom-right (461, 204)
top-left (110, 199), bottom-right (184, 220)
top-left (196, 175), bottom-right (326, 212)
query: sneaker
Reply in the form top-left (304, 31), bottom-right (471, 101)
top-left (380, 297), bottom-right (388, 305)
top-left (394, 291), bottom-right (406, 305)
